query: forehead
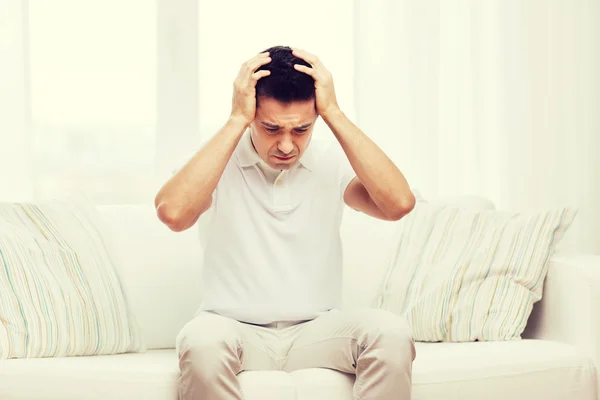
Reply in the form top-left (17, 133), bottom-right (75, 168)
top-left (256, 97), bottom-right (316, 126)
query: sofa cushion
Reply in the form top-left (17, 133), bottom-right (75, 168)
top-left (0, 340), bottom-right (595, 400)
top-left (0, 199), bottom-right (144, 359)
top-left (340, 194), bottom-right (497, 311)
top-left (412, 340), bottom-right (596, 400)
top-left (378, 203), bottom-right (576, 341)
top-left (0, 349), bottom-right (297, 400)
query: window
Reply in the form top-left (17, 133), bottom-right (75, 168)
top-left (28, 1), bottom-right (156, 204)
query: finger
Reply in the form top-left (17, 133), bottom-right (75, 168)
top-left (252, 69), bottom-right (271, 81)
top-left (294, 64), bottom-right (315, 77)
top-left (253, 51), bottom-right (271, 61)
top-left (241, 51), bottom-right (270, 69)
top-left (247, 51), bottom-right (271, 67)
top-left (249, 55), bottom-right (272, 73)
top-left (291, 47), bottom-right (320, 67)
top-left (255, 51), bottom-right (271, 62)
top-left (242, 55), bottom-right (272, 79)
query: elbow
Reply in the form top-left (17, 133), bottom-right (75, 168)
top-left (156, 202), bottom-right (196, 232)
top-left (155, 196), bottom-right (209, 232)
top-left (156, 202), bottom-right (185, 232)
top-left (386, 192), bottom-right (416, 221)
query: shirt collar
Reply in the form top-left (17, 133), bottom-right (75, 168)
top-left (236, 129), bottom-right (262, 168)
top-left (235, 129), bottom-right (316, 172)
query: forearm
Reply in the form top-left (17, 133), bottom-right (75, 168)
top-left (323, 110), bottom-right (415, 218)
top-left (155, 116), bottom-right (248, 231)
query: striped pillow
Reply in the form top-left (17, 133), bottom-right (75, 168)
top-left (378, 203), bottom-right (576, 342)
top-left (0, 199), bottom-right (144, 359)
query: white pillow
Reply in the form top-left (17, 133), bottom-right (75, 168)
top-left (378, 203), bottom-right (576, 342)
top-left (0, 198), bottom-right (145, 359)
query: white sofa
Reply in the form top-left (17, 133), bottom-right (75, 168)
top-left (1, 200), bottom-right (599, 400)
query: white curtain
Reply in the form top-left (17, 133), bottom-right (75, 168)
top-left (1, 1), bottom-right (598, 254)
top-left (354, 0), bottom-right (600, 254)
top-left (0, 1), bottom-right (32, 201)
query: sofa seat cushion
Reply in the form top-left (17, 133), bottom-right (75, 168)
top-left (413, 340), bottom-right (596, 400)
top-left (0, 340), bottom-right (595, 400)
top-left (0, 350), bottom-right (178, 400)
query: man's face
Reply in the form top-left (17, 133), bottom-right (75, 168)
top-left (250, 96), bottom-right (318, 170)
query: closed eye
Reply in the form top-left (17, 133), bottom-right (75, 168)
top-left (295, 128), bottom-right (308, 134)
top-left (265, 127), bottom-right (279, 133)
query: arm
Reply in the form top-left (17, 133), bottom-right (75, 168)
top-left (154, 52), bottom-right (272, 232)
top-left (154, 117), bottom-right (248, 232)
top-left (324, 110), bottom-right (415, 221)
top-left (292, 48), bottom-right (415, 221)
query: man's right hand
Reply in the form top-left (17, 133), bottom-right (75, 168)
top-left (230, 52), bottom-right (272, 126)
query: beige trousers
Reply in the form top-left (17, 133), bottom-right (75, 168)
top-left (176, 308), bottom-right (416, 400)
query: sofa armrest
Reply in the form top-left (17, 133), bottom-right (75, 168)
top-left (523, 252), bottom-right (600, 369)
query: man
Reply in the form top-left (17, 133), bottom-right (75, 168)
top-left (154, 45), bottom-right (416, 400)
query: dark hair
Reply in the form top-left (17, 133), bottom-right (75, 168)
top-left (255, 45), bottom-right (315, 104)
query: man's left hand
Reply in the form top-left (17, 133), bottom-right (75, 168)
top-left (292, 48), bottom-right (341, 121)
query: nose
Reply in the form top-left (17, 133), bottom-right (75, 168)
top-left (278, 136), bottom-right (294, 155)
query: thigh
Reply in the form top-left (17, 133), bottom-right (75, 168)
top-left (176, 311), bottom-right (277, 371)
top-left (283, 308), bottom-right (413, 373)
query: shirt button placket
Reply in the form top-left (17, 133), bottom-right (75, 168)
top-left (273, 173), bottom-right (284, 208)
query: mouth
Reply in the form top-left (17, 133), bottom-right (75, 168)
top-left (273, 155), bottom-right (295, 161)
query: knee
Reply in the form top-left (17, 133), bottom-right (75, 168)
top-left (362, 309), bottom-right (415, 361)
top-left (176, 314), bottom-right (241, 372)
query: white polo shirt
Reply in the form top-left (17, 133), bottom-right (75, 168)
top-left (195, 130), bottom-right (356, 324)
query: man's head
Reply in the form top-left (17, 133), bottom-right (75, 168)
top-left (250, 45), bottom-right (317, 170)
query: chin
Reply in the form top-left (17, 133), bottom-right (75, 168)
top-left (271, 162), bottom-right (293, 170)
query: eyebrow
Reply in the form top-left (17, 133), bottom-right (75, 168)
top-left (260, 122), bottom-right (313, 129)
